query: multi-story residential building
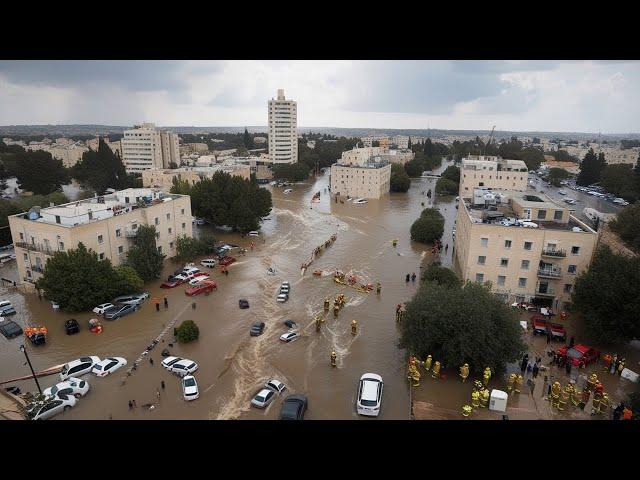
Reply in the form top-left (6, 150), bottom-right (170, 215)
top-left (384, 149), bottom-right (414, 165)
top-left (142, 164), bottom-right (252, 192)
top-left (184, 142), bottom-right (209, 153)
top-left (459, 155), bottom-right (529, 195)
top-left (121, 123), bottom-right (180, 173)
top-left (330, 148), bottom-right (391, 199)
top-left (453, 189), bottom-right (598, 310)
top-left (24, 141), bottom-right (89, 168)
top-left (268, 89), bottom-right (298, 164)
top-left (9, 188), bottom-right (192, 290)
top-left (393, 135), bottom-right (409, 149)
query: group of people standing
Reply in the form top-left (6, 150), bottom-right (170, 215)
top-left (520, 354), bottom-right (542, 379)
top-left (405, 273), bottom-right (417, 283)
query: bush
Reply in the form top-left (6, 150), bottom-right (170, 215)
top-left (421, 262), bottom-right (461, 289)
top-left (609, 204), bottom-right (640, 253)
top-left (435, 177), bottom-right (458, 195)
top-left (176, 320), bottom-right (200, 343)
top-left (410, 208), bottom-right (444, 244)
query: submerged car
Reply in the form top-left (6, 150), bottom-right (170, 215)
top-left (356, 373), bottom-right (383, 417)
top-left (276, 293), bottom-right (289, 303)
top-left (91, 357), bottom-right (127, 377)
top-left (161, 278), bottom-right (183, 288)
top-left (0, 301), bottom-right (17, 316)
top-left (265, 379), bottom-right (286, 394)
top-left (59, 356), bottom-right (101, 381)
top-left (104, 303), bottom-right (138, 320)
top-left (112, 293), bottom-right (149, 306)
top-left (279, 331), bottom-right (300, 343)
top-left (251, 388), bottom-right (276, 409)
top-left (182, 375), bottom-right (199, 401)
top-left (162, 356), bottom-right (199, 377)
top-left (200, 259), bottom-right (217, 268)
top-left (28, 395), bottom-right (77, 420)
top-left (283, 320), bottom-right (296, 329)
top-left (239, 299), bottom-right (250, 309)
top-left (64, 319), bottom-right (80, 335)
top-left (43, 377), bottom-right (90, 398)
top-left (219, 256), bottom-right (236, 267)
top-left (250, 321), bottom-right (265, 336)
top-left (279, 394), bottom-right (307, 420)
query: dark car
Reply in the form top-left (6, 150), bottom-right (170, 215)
top-left (239, 299), bottom-right (250, 309)
top-left (283, 320), bottom-right (297, 329)
top-left (0, 320), bottom-right (23, 339)
top-left (28, 332), bottom-right (46, 345)
top-left (64, 319), bottom-right (80, 335)
top-left (104, 303), bottom-right (138, 320)
top-left (250, 322), bottom-right (265, 336)
top-left (279, 394), bottom-right (308, 420)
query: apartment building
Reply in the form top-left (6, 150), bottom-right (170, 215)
top-left (393, 135), bottom-right (409, 149)
top-left (121, 123), bottom-right (180, 173)
top-left (460, 155), bottom-right (529, 195)
top-left (184, 142), bottom-right (209, 153)
top-left (24, 141), bottom-right (89, 168)
top-left (268, 89), bottom-right (298, 164)
top-left (330, 148), bottom-right (391, 199)
top-left (453, 189), bottom-right (598, 310)
top-left (142, 164), bottom-right (251, 192)
top-left (9, 188), bottom-right (192, 290)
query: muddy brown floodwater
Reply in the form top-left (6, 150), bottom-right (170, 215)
top-left (0, 165), bottom-right (456, 420)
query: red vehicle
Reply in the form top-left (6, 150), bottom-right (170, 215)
top-left (161, 278), bottom-right (183, 288)
top-left (557, 344), bottom-right (600, 368)
top-left (185, 280), bottom-right (217, 296)
top-left (532, 315), bottom-right (567, 341)
top-left (219, 256), bottom-right (236, 267)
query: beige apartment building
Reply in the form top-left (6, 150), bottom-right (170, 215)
top-left (24, 141), bottom-right (89, 168)
top-left (121, 123), bottom-right (180, 173)
top-left (9, 188), bottom-right (192, 290)
top-left (460, 155), bottom-right (529, 195)
top-left (142, 165), bottom-right (252, 192)
top-left (330, 148), bottom-right (391, 199)
top-left (453, 189), bottom-right (598, 310)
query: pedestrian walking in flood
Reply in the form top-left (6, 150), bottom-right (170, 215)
top-left (520, 354), bottom-right (529, 373)
top-left (411, 273), bottom-right (416, 283)
top-left (156, 390), bottom-right (161, 401)
top-left (155, 301), bottom-right (160, 311)
top-left (161, 380), bottom-right (165, 390)
top-left (405, 273), bottom-right (410, 283)
top-left (128, 400), bottom-right (133, 410)
top-left (149, 358), bottom-right (154, 365)
top-left (546, 331), bottom-right (551, 344)
top-left (192, 302), bottom-right (196, 310)
top-left (164, 297), bottom-right (168, 308)
top-left (132, 400), bottom-right (137, 408)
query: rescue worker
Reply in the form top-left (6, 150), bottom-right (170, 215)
top-left (315, 316), bottom-right (322, 332)
top-left (431, 361), bottom-right (441, 379)
top-left (598, 392), bottom-right (610, 416)
top-left (602, 353), bottom-right (612, 372)
top-left (579, 387), bottom-right (590, 411)
top-left (155, 299), bottom-right (160, 312)
top-left (480, 388), bottom-right (490, 408)
top-left (424, 355), bottom-right (433, 372)
top-left (558, 384), bottom-right (571, 411)
top-left (514, 374), bottom-right (524, 394)
top-left (392, 239), bottom-right (398, 247)
top-left (330, 351), bottom-right (337, 368)
top-left (610, 354), bottom-right (618, 374)
top-left (507, 373), bottom-right (517, 394)
top-left (376, 282), bottom-right (381, 295)
top-left (587, 373), bottom-right (598, 391)
top-left (591, 391), bottom-right (602, 415)
top-left (462, 404), bottom-right (472, 417)
top-left (617, 358), bottom-right (626, 375)
top-left (551, 381), bottom-right (562, 409)
top-left (407, 357), bottom-right (421, 387)
top-left (569, 381), bottom-right (580, 407)
top-left (473, 380), bottom-right (483, 393)
top-left (459, 363), bottom-right (470, 382)
top-left (471, 390), bottom-right (480, 409)
top-left (351, 319), bottom-right (357, 335)
top-left (405, 273), bottom-right (410, 283)
top-left (483, 367), bottom-right (492, 387)
top-left (622, 407), bottom-right (632, 420)
top-left (324, 297), bottom-right (330, 311)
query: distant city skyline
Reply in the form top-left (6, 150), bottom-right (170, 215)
top-left (1, 60), bottom-right (639, 133)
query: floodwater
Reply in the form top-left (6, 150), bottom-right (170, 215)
top-left (0, 166), bottom-right (457, 420)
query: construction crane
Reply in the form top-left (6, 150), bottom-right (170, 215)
top-left (484, 125), bottom-right (496, 155)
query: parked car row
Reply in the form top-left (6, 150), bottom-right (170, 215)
top-left (92, 292), bottom-right (149, 320)
top-left (277, 281), bottom-right (290, 303)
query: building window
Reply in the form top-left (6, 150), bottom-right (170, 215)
top-left (504, 240), bottom-right (512, 248)
top-left (521, 260), bottom-right (530, 270)
top-left (477, 256), bottom-right (486, 265)
top-left (182, 222), bottom-right (186, 229)
top-left (168, 228), bottom-right (172, 235)
top-left (480, 238), bottom-right (488, 247)
top-left (116, 229), bottom-right (121, 238)
top-left (166, 213), bottom-right (170, 220)
top-left (99, 253), bottom-right (105, 260)
top-left (19, 233), bottom-right (24, 241)
top-left (537, 209), bottom-right (547, 220)
top-left (500, 258), bottom-right (509, 267)
top-left (524, 241), bottom-right (532, 250)
top-left (518, 278), bottom-right (527, 288)
top-left (497, 275), bottom-right (506, 286)
top-left (55, 215), bottom-right (61, 224)
top-left (59, 242), bottom-right (64, 251)
top-left (181, 208), bottom-right (185, 215)
top-left (170, 242), bottom-right (174, 249)
top-left (155, 217), bottom-right (159, 226)
top-left (156, 232), bottom-right (160, 240)
top-left (568, 265), bottom-right (577, 274)
top-left (564, 284), bottom-right (572, 293)
top-left (571, 246), bottom-right (580, 255)
top-left (554, 210), bottom-right (563, 221)
top-left (475, 273), bottom-right (484, 283)
top-left (23, 253), bottom-right (28, 261)
top-left (97, 234), bottom-right (104, 244)
top-left (118, 246), bottom-right (124, 254)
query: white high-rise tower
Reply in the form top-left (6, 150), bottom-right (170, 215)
top-left (268, 89), bottom-right (298, 164)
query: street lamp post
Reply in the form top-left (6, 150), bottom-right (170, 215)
top-left (19, 344), bottom-right (42, 395)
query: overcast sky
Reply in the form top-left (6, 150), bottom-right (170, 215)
top-left (0, 60), bottom-right (638, 133)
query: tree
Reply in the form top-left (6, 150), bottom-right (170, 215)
top-left (421, 262), bottom-right (461, 289)
top-left (272, 162), bottom-right (310, 182)
top-left (114, 265), bottom-right (144, 293)
top-left (600, 164), bottom-right (638, 202)
top-left (243, 128), bottom-right (254, 150)
top-left (71, 138), bottom-right (128, 193)
top-left (407, 137), bottom-right (412, 150)
top-left (435, 177), bottom-right (458, 195)
top-left (399, 281), bottom-right (526, 373)
top-left (175, 235), bottom-right (212, 263)
top-left (577, 148), bottom-right (605, 186)
top-left (571, 246), bottom-right (640, 344)
top-left (609, 203), bottom-right (640, 253)
top-left (410, 208), bottom-right (444, 244)
top-left (35, 243), bottom-right (123, 312)
top-left (176, 320), bottom-right (200, 343)
top-left (547, 167), bottom-right (570, 187)
top-left (126, 225), bottom-right (165, 282)
top-left (390, 163), bottom-right (410, 192)
top-left (11, 150), bottom-right (69, 195)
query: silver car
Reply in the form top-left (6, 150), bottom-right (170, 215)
top-left (112, 293), bottom-right (149, 306)
top-left (251, 388), bottom-right (276, 409)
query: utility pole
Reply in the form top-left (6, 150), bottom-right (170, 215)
top-left (19, 344), bottom-right (42, 395)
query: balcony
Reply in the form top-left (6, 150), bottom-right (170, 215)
top-left (31, 265), bottom-right (45, 274)
top-left (125, 229), bottom-right (138, 238)
top-left (537, 267), bottom-right (562, 278)
top-left (542, 248), bottom-right (566, 258)
top-left (15, 242), bottom-right (55, 256)
top-left (535, 287), bottom-right (556, 297)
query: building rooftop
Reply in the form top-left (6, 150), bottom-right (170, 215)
top-left (461, 156), bottom-right (528, 172)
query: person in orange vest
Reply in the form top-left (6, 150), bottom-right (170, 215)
top-left (602, 354), bottom-right (612, 373)
top-left (622, 407), bottom-right (633, 420)
top-left (154, 298), bottom-right (160, 311)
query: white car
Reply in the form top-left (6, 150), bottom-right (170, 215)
top-left (93, 303), bottom-right (115, 315)
top-left (91, 357), bottom-right (127, 377)
top-left (248, 231), bottom-right (260, 237)
top-left (200, 259), bottom-right (217, 268)
top-left (174, 271), bottom-right (198, 283)
top-left (356, 373), bottom-right (383, 417)
top-left (192, 217), bottom-right (205, 226)
top-left (43, 377), bottom-right (90, 398)
top-left (276, 293), bottom-right (289, 303)
top-left (251, 388), bottom-right (277, 409)
top-left (265, 379), bottom-right (286, 394)
top-left (162, 356), bottom-right (199, 377)
top-left (279, 331), bottom-right (300, 343)
top-left (182, 375), bottom-right (199, 401)
top-left (28, 395), bottom-right (77, 420)
top-left (60, 356), bottom-right (102, 381)
top-left (188, 273), bottom-right (210, 285)
top-left (283, 189), bottom-right (293, 194)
